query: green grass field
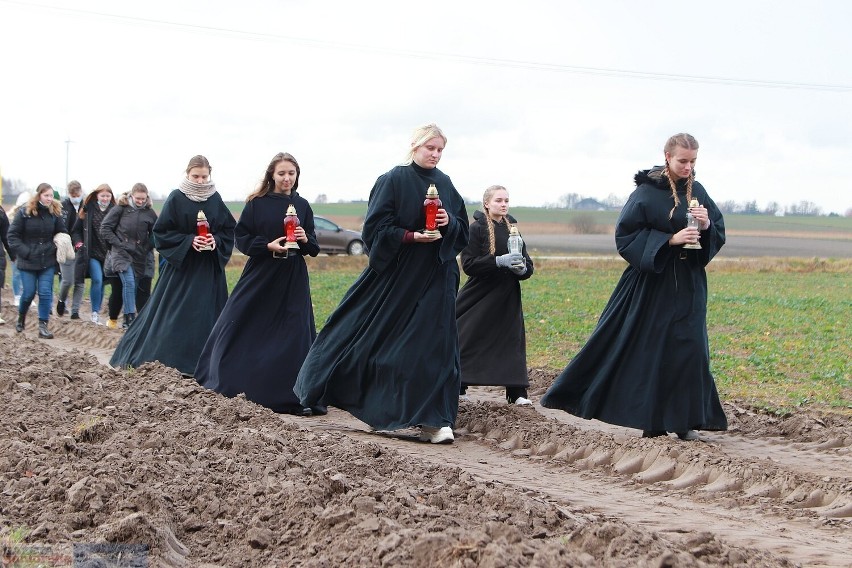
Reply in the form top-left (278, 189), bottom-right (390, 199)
top-left (288, 255), bottom-right (851, 416)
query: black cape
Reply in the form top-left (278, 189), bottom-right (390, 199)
top-left (294, 163), bottom-right (469, 430)
top-left (541, 167), bottom-right (728, 433)
top-left (456, 211), bottom-right (534, 387)
top-left (195, 192), bottom-right (320, 413)
top-left (110, 189), bottom-right (236, 376)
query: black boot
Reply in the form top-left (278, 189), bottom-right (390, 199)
top-left (38, 319), bottom-right (54, 339)
top-left (16, 312), bottom-right (26, 333)
top-left (123, 313), bottom-right (136, 329)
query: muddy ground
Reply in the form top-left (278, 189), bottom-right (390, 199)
top-left (1, 301), bottom-right (850, 567)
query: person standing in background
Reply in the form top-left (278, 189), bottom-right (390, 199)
top-left (456, 185), bottom-right (535, 406)
top-left (110, 155), bottom-right (236, 377)
top-left (100, 183), bottom-right (158, 329)
top-left (295, 123), bottom-right (468, 444)
top-left (541, 133), bottom-right (727, 441)
top-left (7, 183), bottom-right (67, 338)
top-left (55, 180), bottom-right (83, 317)
top-left (0, 205), bottom-right (14, 324)
top-left (70, 184), bottom-right (115, 323)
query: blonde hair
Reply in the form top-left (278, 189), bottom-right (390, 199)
top-left (26, 183), bottom-right (63, 217)
top-left (482, 185), bottom-right (508, 255)
top-left (402, 123), bottom-right (447, 165)
top-left (663, 133), bottom-right (699, 219)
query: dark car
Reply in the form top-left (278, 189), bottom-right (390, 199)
top-left (314, 215), bottom-right (365, 255)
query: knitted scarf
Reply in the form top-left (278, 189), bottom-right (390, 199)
top-left (179, 177), bottom-right (217, 203)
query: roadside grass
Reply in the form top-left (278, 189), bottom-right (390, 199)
top-left (296, 255), bottom-right (851, 416)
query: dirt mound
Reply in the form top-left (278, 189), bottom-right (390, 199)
top-left (1, 312), bottom-right (849, 566)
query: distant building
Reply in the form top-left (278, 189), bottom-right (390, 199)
top-left (575, 198), bottom-right (607, 211)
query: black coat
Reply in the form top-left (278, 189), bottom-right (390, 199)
top-left (541, 167), bottom-right (728, 433)
top-left (0, 207), bottom-right (12, 272)
top-left (72, 201), bottom-right (113, 281)
top-left (100, 193), bottom-right (158, 278)
top-left (456, 211), bottom-right (534, 387)
top-left (195, 191), bottom-right (320, 412)
top-left (294, 163), bottom-right (469, 430)
top-left (7, 204), bottom-right (67, 271)
top-left (110, 189), bottom-right (236, 375)
top-left (60, 197), bottom-right (79, 237)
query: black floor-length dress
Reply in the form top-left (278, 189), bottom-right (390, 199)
top-left (195, 191), bottom-right (319, 413)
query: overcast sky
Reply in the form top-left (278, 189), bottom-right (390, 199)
top-left (1, 0), bottom-right (850, 214)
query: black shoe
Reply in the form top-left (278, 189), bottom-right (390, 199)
top-left (677, 430), bottom-right (699, 441)
top-left (56, 300), bottom-right (66, 316)
top-left (15, 312), bottom-right (26, 333)
top-left (38, 320), bottom-right (54, 339)
top-left (308, 406), bottom-right (328, 416)
top-left (70, 311), bottom-right (80, 320)
top-left (642, 430), bottom-right (666, 438)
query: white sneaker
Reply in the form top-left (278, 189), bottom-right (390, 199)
top-left (459, 394), bottom-right (472, 403)
top-left (513, 396), bottom-right (533, 406)
top-left (91, 313), bottom-right (100, 324)
top-left (13, 295), bottom-right (21, 306)
top-left (419, 426), bottom-right (454, 444)
top-left (0, 315), bottom-right (5, 325)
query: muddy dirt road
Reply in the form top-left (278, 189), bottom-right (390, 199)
top-left (1, 304), bottom-right (850, 567)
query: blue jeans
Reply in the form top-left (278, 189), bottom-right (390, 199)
top-left (12, 262), bottom-right (23, 296)
top-left (118, 269), bottom-right (137, 314)
top-left (88, 258), bottom-right (104, 313)
top-left (19, 266), bottom-right (55, 321)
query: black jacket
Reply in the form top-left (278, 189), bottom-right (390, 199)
top-left (8, 203), bottom-right (67, 271)
top-left (0, 207), bottom-right (13, 271)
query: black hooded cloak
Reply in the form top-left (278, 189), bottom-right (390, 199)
top-left (110, 189), bottom-right (235, 375)
top-left (294, 162), bottom-right (468, 431)
top-left (541, 167), bottom-right (728, 433)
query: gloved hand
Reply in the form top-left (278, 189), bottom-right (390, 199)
top-left (496, 252), bottom-right (523, 268)
top-left (510, 260), bottom-right (527, 275)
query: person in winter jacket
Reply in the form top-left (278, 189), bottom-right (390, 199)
top-left (55, 180), bottom-right (84, 316)
top-left (70, 184), bottom-right (115, 323)
top-left (7, 183), bottom-right (68, 338)
top-left (0, 205), bottom-right (14, 324)
top-left (100, 183), bottom-right (158, 329)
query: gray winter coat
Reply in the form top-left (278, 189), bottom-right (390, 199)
top-left (100, 193), bottom-right (158, 278)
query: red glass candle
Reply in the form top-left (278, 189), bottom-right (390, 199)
top-left (423, 183), bottom-right (441, 236)
top-left (284, 204), bottom-right (300, 249)
top-left (196, 211), bottom-right (210, 238)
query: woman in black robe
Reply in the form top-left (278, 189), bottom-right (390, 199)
top-left (195, 152), bottom-right (320, 414)
top-left (456, 185), bottom-right (535, 405)
top-left (541, 133), bottom-right (727, 441)
top-left (110, 155), bottom-right (236, 376)
top-left (294, 123), bottom-right (469, 444)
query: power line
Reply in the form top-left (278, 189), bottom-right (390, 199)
top-left (3, 0), bottom-right (851, 92)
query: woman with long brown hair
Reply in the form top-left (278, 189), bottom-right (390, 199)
top-left (541, 133), bottom-right (727, 441)
top-left (195, 152), bottom-right (320, 414)
top-left (70, 183), bottom-right (115, 322)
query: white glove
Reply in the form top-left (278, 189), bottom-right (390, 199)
top-left (510, 260), bottom-right (527, 275)
top-left (496, 252), bottom-right (523, 268)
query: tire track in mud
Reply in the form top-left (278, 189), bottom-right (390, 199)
top-left (300, 403), bottom-right (851, 568)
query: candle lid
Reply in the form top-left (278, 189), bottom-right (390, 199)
top-left (425, 183), bottom-right (439, 198)
top-left (688, 198), bottom-right (699, 208)
top-left (286, 204), bottom-right (297, 216)
top-left (509, 224), bottom-right (519, 236)
top-left (197, 211), bottom-right (207, 221)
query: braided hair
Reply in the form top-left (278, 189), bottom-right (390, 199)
top-left (663, 133), bottom-right (699, 219)
top-left (482, 185), bottom-right (508, 255)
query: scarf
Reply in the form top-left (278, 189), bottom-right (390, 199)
top-left (179, 177), bottom-right (217, 203)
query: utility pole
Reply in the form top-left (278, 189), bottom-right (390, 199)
top-left (65, 138), bottom-right (73, 186)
